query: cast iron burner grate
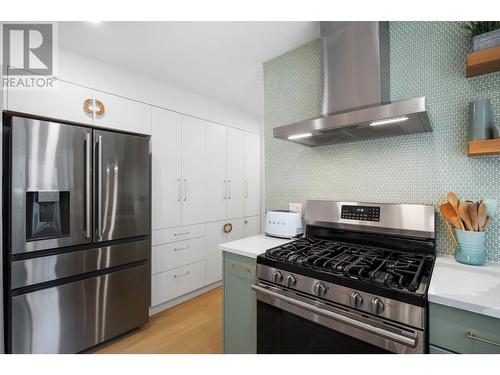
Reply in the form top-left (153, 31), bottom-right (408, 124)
top-left (265, 237), bottom-right (430, 292)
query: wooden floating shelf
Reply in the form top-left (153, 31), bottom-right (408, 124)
top-left (468, 138), bottom-right (500, 156)
top-left (466, 45), bottom-right (500, 78)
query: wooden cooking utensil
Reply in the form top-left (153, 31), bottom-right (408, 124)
top-left (480, 217), bottom-right (490, 232)
top-left (459, 202), bottom-right (474, 231)
top-left (447, 192), bottom-right (464, 230)
top-left (440, 203), bottom-right (464, 229)
top-left (438, 203), bottom-right (459, 247)
top-left (478, 203), bottom-right (488, 231)
top-left (447, 192), bottom-right (460, 216)
top-left (469, 202), bottom-right (479, 231)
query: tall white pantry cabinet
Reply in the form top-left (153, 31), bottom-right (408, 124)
top-left (151, 107), bottom-right (261, 309)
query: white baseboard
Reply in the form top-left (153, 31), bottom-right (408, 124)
top-left (149, 281), bottom-right (222, 316)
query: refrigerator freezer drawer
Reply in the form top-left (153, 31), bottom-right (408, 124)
top-left (11, 264), bottom-right (149, 354)
top-left (11, 239), bottom-right (150, 289)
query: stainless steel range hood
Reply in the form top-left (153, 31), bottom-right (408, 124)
top-left (273, 22), bottom-right (431, 147)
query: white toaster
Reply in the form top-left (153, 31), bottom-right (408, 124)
top-left (265, 210), bottom-right (303, 238)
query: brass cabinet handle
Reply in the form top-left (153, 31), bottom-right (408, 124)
top-left (94, 99), bottom-right (105, 116)
top-left (83, 98), bottom-right (94, 114)
top-left (231, 263), bottom-right (251, 273)
top-left (174, 270), bottom-right (190, 278)
top-left (467, 331), bottom-right (500, 348)
top-left (223, 223), bottom-right (232, 233)
top-left (83, 98), bottom-right (105, 116)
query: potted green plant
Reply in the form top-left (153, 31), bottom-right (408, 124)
top-left (463, 21), bottom-right (500, 51)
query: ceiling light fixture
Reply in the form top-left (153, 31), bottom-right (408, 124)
top-left (369, 116), bottom-right (409, 126)
top-left (288, 133), bottom-right (313, 140)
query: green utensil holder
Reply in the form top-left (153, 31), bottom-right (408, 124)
top-left (454, 229), bottom-right (486, 266)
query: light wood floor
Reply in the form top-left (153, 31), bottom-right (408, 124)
top-left (94, 287), bottom-right (223, 354)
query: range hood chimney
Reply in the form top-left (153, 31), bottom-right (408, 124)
top-left (273, 22), bottom-right (431, 147)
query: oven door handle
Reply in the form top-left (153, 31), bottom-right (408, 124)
top-left (251, 284), bottom-right (417, 348)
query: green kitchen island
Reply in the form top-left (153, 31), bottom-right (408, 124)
top-left (219, 234), bottom-right (292, 354)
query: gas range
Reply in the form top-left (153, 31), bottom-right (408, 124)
top-left (254, 200), bottom-right (435, 354)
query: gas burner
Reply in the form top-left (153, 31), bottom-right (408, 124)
top-left (264, 238), bottom-right (432, 293)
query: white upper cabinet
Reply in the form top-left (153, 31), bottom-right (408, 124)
top-left (181, 115), bottom-right (207, 225)
top-left (206, 121), bottom-right (227, 222)
top-left (93, 91), bottom-right (152, 135)
top-left (7, 79), bottom-right (93, 125)
top-left (244, 132), bottom-right (261, 217)
top-left (152, 107), bottom-right (182, 229)
top-left (226, 127), bottom-right (245, 220)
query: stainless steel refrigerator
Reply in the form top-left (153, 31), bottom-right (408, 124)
top-left (2, 114), bottom-right (151, 353)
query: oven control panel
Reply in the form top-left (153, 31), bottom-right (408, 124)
top-left (341, 205), bottom-right (380, 222)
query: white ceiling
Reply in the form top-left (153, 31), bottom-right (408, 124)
top-left (59, 22), bottom-right (320, 117)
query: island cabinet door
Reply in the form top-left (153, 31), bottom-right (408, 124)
top-left (429, 303), bottom-right (500, 354)
top-left (223, 252), bottom-right (256, 354)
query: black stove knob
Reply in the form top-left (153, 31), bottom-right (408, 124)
top-left (370, 298), bottom-right (385, 315)
top-left (313, 282), bottom-right (327, 297)
top-left (287, 274), bottom-right (297, 287)
top-left (349, 291), bottom-right (363, 308)
top-left (272, 271), bottom-right (283, 283)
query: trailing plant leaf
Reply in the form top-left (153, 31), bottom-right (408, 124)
top-left (462, 21), bottom-right (500, 37)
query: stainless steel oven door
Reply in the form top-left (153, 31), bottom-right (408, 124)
top-left (253, 282), bottom-right (424, 354)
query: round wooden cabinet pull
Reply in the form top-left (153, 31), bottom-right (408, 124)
top-left (223, 223), bottom-right (233, 233)
top-left (94, 99), bottom-right (105, 116)
top-left (83, 98), bottom-right (94, 114)
top-left (83, 99), bottom-right (105, 116)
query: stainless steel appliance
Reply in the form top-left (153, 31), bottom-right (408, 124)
top-left (2, 114), bottom-right (151, 353)
top-left (253, 200), bottom-right (435, 354)
top-left (273, 22), bottom-right (432, 146)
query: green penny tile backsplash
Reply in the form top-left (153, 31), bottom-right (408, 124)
top-left (263, 22), bottom-right (500, 261)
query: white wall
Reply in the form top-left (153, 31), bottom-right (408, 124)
top-left (58, 49), bottom-right (262, 134)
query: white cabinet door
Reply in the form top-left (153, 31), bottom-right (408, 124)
top-left (206, 122), bottom-right (227, 222)
top-left (244, 216), bottom-right (261, 237)
top-left (7, 79), bottom-right (93, 124)
top-left (227, 218), bottom-right (245, 242)
top-left (152, 108), bottom-right (182, 229)
top-left (244, 132), bottom-right (261, 217)
top-left (205, 221), bottom-right (227, 285)
top-left (226, 128), bottom-right (245, 219)
top-left (181, 115), bottom-right (206, 225)
top-left (93, 91), bottom-right (151, 135)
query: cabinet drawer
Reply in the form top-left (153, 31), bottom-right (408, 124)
top-left (152, 237), bottom-right (205, 274)
top-left (151, 261), bottom-right (206, 306)
top-left (152, 224), bottom-right (205, 245)
top-left (430, 303), bottom-right (500, 354)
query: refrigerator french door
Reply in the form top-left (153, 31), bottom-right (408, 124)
top-left (3, 114), bottom-right (151, 353)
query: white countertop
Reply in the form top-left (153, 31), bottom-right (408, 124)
top-left (219, 234), bottom-right (294, 259)
top-left (429, 256), bottom-right (500, 319)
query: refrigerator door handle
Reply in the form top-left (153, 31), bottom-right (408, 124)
top-left (96, 135), bottom-right (103, 238)
top-left (84, 133), bottom-right (92, 238)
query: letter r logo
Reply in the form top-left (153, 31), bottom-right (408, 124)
top-left (3, 23), bottom-right (53, 76)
